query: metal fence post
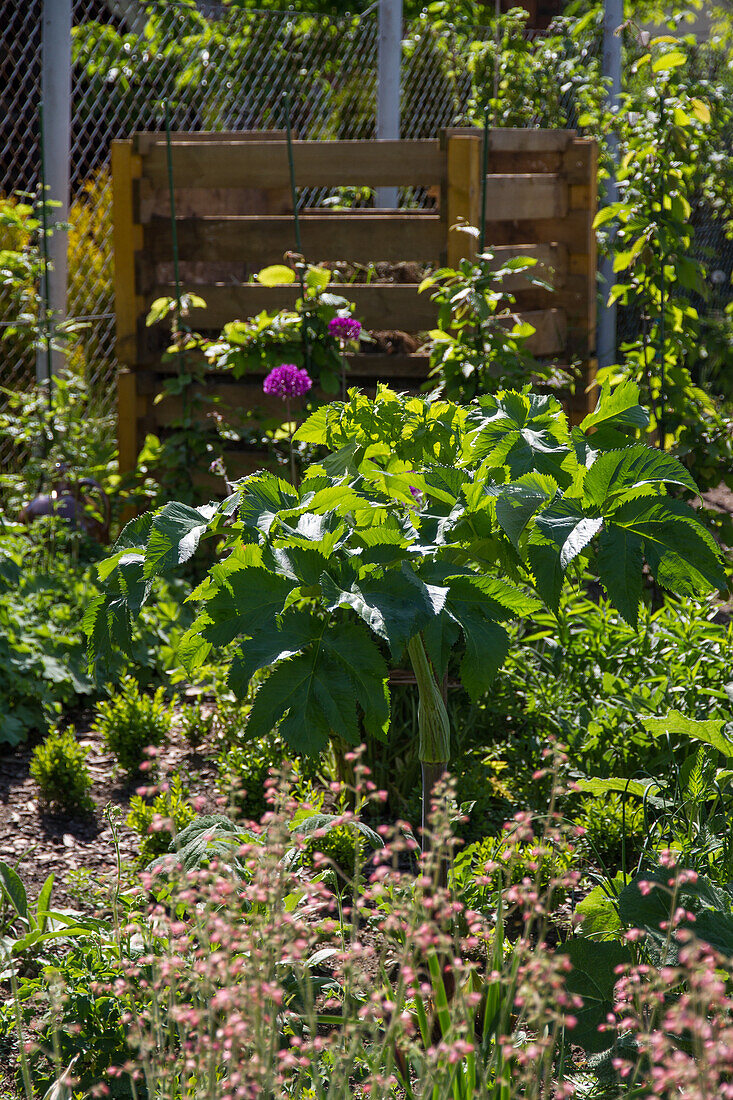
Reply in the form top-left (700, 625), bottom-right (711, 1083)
top-left (376, 0), bottom-right (403, 208)
top-left (39, 0), bottom-right (72, 384)
top-left (597, 0), bottom-right (623, 370)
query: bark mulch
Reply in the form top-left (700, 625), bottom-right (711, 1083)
top-left (0, 704), bottom-right (221, 913)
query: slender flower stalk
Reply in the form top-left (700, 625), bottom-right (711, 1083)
top-left (328, 316), bottom-right (361, 399)
top-left (262, 363), bottom-right (312, 486)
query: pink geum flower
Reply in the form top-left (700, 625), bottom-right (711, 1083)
top-left (328, 316), bottom-right (362, 342)
top-left (262, 363), bottom-right (312, 400)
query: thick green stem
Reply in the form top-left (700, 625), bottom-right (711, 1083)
top-left (407, 634), bottom-right (450, 861)
top-left (407, 634), bottom-right (450, 765)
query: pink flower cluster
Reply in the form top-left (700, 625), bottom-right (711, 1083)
top-left (328, 316), bottom-right (362, 342)
top-left (262, 363), bottom-right (313, 400)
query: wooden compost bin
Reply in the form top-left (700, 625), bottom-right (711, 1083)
top-left (112, 128), bottom-right (597, 479)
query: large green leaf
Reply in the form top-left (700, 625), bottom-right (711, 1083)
top-left (322, 621), bottom-right (391, 740)
top-left (583, 445), bottom-right (699, 508)
top-left (642, 710), bottom-right (733, 756)
top-left (557, 938), bottom-right (632, 1053)
top-left (575, 877), bottom-right (624, 941)
top-left (494, 473), bottom-right (558, 548)
top-left (618, 870), bottom-right (733, 955)
top-left (526, 526), bottom-right (565, 610)
top-left (574, 777), bottom-right (658, 799)
top-left (596, 524), bottom-right (644, 628)
top-left (247, 645), bottom-right (359, 755)
top-left (611, 496), bottom-right (726, 596)
top-left (143, 501), bottom-right (217, 579)
top-left (451, 608), bottom-right (509, 701)
top-left (191, 567), bottom-right (294, 649)
top-left (559, 516), bottom-right (603, 569)
top-left (238, 475), bottom-right (299, 536)
top-left (0, 861), bottom-right (27, 919)
top-left (527, 497), bottom-right (599, 605)
top-left (231, 614), bottom-right (390, 743)
top-left (291, 813), bottom-right (383, 850)
top-left (580, 380), bottom-right (648, 434)
top-left (321, 564), bottom-right (447, 657)
top-left (466, 391), bottom-right (571, 480)
top-left (227, 610), bottom-right (314, 694)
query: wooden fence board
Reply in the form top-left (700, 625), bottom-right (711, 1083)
top-left (146, 251), bottom-right (569, 334)
top-left (441, 128), bottom-right (573, 153)
top-left (142, 139), bottom-right (445, 191)
top-left (483, 174), bottom-right (568, 222)
top-left (133, 130), bottom-right (285, 156)
top-left (144, 214), bottom-right (445, 265)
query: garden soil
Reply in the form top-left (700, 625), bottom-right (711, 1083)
top-left (0, 704), bottom-right (220, 913)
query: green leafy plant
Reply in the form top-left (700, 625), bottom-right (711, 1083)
top-left (29, 725), bottom-right (94, 815)
top-left (91, 676), bottom-right (173, 774)
top-left (595, 36), bottom-right (733, 514)
top-left (5, 933), bottom-right (138, 1100)
top-left (572, 791), bottom-right (645, 869)
top-left (126, 774), bottom-right (196, 863)
top-left (576, 711), bottom-right (733, 884)
top-left (87, 381), bottom-right (726, 835)
top-left (419, 248), bottom-right (564, 401)
top-left (0, 863), bottom-right (101, 980)
top-left (205, 263), bottom-right (355, 396)
top-left (177, 700), bottom-right (215, 750)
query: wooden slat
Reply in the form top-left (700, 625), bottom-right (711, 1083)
top-left (117, 370), bottom-right (138, 478)
top-left (486, 151), bottom-right (563, 175)
top-left (133, 130), bottom-right (286, 156)
top-left (483, 174), bottom-right (567, 222)
top-left (480, 210), bottom-right (592, 251)
top-left (509, 308), bottom-right (567, 357)
top-left (146, 283), bottom-right (439, 333)
top-left (143, 214), bottom-right (445, 265)
top-left (136, 183), bottom-right (292, 222)
top-left (441, 128), bottom-right (574, 154)
top-left (112, 140), bottom-right (145, 479)
top-left (147, 246), bottom-right (569, 334)
top-left (142, 139), bottom-right (445, 190)
top-left (138, 352), bottom-right (433, 380)
top-left (562, 138), bottom-right (597, 185)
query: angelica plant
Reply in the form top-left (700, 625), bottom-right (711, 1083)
top-left (86, 382), bottom-right (726, 834)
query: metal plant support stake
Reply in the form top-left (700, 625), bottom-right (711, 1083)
top-left (283, 92), bottom-right (312, 484)
top-left (164, 102), bottom-right (186, 386)
top-left (657, 91), bottom-right (666, 451)
top-left (479, 103), bottom-right (490, 255)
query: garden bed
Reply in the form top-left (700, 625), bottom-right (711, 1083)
top-left (0, 701), bottom-right (219, 912)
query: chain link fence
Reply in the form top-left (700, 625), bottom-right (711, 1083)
top-left (2, 3), bottom-right (601, 446)
top-left (1, 2), bottom-right (727, 472)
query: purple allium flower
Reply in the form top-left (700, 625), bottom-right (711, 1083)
top-left (409, 485), bottom-right (423, 504)
top-left (328, 316), bottom-right (362, 342)
top-left (262, 363), bottom-right (312, 400)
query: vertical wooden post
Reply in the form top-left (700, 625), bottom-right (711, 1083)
top-left (111, 139), bottom-right (144, 476)
top-left (562, 137), bottom-right (598, 422)
top-left (445, 132), bottom-right (481, 268)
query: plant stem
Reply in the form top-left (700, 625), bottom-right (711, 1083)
top-left (286, 396), bottom-right (297, 487)
top-left (407, 634), bottom-right (450, 866)
top-left (657, 89), bottom-right (666, 451)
